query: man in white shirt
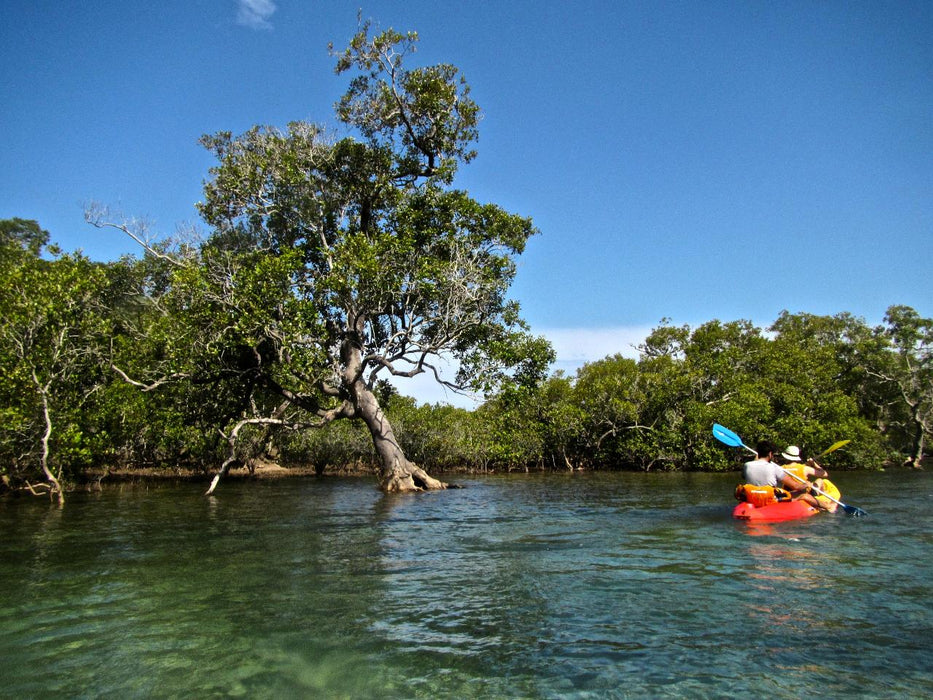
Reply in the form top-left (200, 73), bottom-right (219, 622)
top-left (744, 440), bottom-right (820, 507)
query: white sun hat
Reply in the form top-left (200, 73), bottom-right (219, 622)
top-left (781, 445), bottom-right (802, 461)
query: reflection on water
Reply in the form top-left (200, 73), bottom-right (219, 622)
top-left (0, 471), bottom-right (931, 698)
top-left (740, 536), bottom-right (834, 669)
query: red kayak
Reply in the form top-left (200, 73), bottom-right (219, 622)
top-left (732, 500), bottom-right (819, 522)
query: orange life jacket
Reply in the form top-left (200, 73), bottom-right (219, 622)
top-left (734, 483), bottom-right (792, 507)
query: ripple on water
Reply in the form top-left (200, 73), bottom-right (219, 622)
top-left (0, 472), bottom-right (931, 698)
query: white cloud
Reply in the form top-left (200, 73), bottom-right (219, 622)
top-left (236, 0), bottom-right (277, 30)
top-left (393, 371), bottom-right (482, 409)
top-left (541, 326), bottom-right (652, 372)
top-left (389, 326), bottom-right (653, 408)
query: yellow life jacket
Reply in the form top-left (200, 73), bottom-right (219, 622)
top-left (780, 465), bottom-right (843, 511)
top-left (814, 478), bottom-right (841, 511)
top-left (782, 464), bottom-right (808, 484)
top-left (734, 483), bottom-right (792, 507)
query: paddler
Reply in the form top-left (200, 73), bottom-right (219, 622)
top-left (736, 440), bottom-right (822, 508)
top-left (778, 445), bottom-right (839, 513)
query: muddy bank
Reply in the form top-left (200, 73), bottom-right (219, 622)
top-left (81, 460), bottom-right (379, 486)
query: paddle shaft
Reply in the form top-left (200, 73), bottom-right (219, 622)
top-left (780, 467), bottom-right (845, 507)
top-left (779, 468), bottom-right (866, 515)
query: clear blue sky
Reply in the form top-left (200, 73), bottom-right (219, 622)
top-left (3, 1), bottom-right (931, 403)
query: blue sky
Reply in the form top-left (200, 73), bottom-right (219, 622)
top-left (3, 1), bottom-right (931, 405)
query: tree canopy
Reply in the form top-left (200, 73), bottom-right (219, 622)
top-left (86, 23), bottom-right (552, 493)
top-left (1, 219), bottom-right (928, 498)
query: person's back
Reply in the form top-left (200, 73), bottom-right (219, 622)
top-left (743, 440), bottom-right (783, 486)
top-left (744, 458), bottom-right (780, 486)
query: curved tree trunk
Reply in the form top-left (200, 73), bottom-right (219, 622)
top-left (353, 379), bottom-right (448, 492)
top-left (36, 385), bottom-right (65, 506)
top-left (340, 332), bottom-right (447, 493)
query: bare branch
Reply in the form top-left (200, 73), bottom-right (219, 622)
top-left (84, 203), bottom-right (187, 267)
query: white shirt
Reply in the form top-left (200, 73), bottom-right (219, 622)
top-left (743, 458), bottom-right (786, 487)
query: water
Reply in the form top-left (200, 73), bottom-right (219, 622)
top-left (1, 471), bottom-right (930, 699)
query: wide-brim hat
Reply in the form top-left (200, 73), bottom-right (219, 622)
top-left (782, 445), bottom-right (801, 461)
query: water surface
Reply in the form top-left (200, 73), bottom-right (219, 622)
top-left (1, 471), bottom-right (930, 698)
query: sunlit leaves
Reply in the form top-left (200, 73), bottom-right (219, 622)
top-left (194, 24), bottom-right (542, 419)
top-left (471, 310), bottom-right (920, 473)
top-left (0, 226), bottom-right (112, 489)
top-left (333, 23), bottom-right (478, 182)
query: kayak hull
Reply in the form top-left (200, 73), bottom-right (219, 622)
top-left (732, 500), bottom-right (819, 522)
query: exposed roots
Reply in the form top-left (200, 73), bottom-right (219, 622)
top-left (381, 461), bottom-right (448, 493)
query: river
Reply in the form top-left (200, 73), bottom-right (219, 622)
top-left (1, 470), bottom-right (930, 698)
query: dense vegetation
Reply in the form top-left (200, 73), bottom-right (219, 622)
top-left (2, 26), bottom-right (930, 502)
top-left (2, 215), bottom-right (929, 502)
top-left (91, 25), bottom-right (553, 497)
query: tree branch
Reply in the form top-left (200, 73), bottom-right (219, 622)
top-left (111, 363), bottom-right (190, 392)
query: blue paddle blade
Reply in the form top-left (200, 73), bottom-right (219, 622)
top-left (712, 423), bottom-right (743, 447)
top-left (842, 503), bottom-right (869, 517)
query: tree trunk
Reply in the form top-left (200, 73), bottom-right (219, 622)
top-left (36, 386), bottom-right (65, 506)
top-left (907, 421), bottom-right (925, 470)
top-left (353, 380), bottom-right (448, 492)
top-left (340, 333), bottom-right (447, 493)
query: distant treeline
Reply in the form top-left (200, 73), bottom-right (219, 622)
top-left (2, 217), bottom-right (930, 499)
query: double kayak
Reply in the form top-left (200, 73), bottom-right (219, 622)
top-left (732, 499), bottom-right (820, 522)
top-left (732, 478), bottom-right (843, 522)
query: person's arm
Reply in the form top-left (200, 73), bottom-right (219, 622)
top-left (779, 472), bottom-right (808, 494)
top-left (805, 459), bottom-right (828, 478)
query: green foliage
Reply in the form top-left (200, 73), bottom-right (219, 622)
top-left (1, 210), bottom-right (926, 483)
top-left (471, 310), bottom-right (923, 474)
top-left (0, 218), bottom-right (51, 255)
top-left (0, 223), bottom-right (112, 490)
top-left (76, 24), bottom-right (548, 490)
top-left (473, 387), bottom-right (547, 471)
top-left (332, 22), bottom-right (478, 183)
top-left (386, 395), bottom-right (481, 471)
top-left (862, 306), bottom-right (933, 467)
top-left (3, 28), bottom-right (929, 490)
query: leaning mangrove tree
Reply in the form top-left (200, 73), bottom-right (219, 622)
top-left (90, 23), bottom-right (551, 493)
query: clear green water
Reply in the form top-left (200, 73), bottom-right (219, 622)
top-left (1, 471), bottom-right (930, 699)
